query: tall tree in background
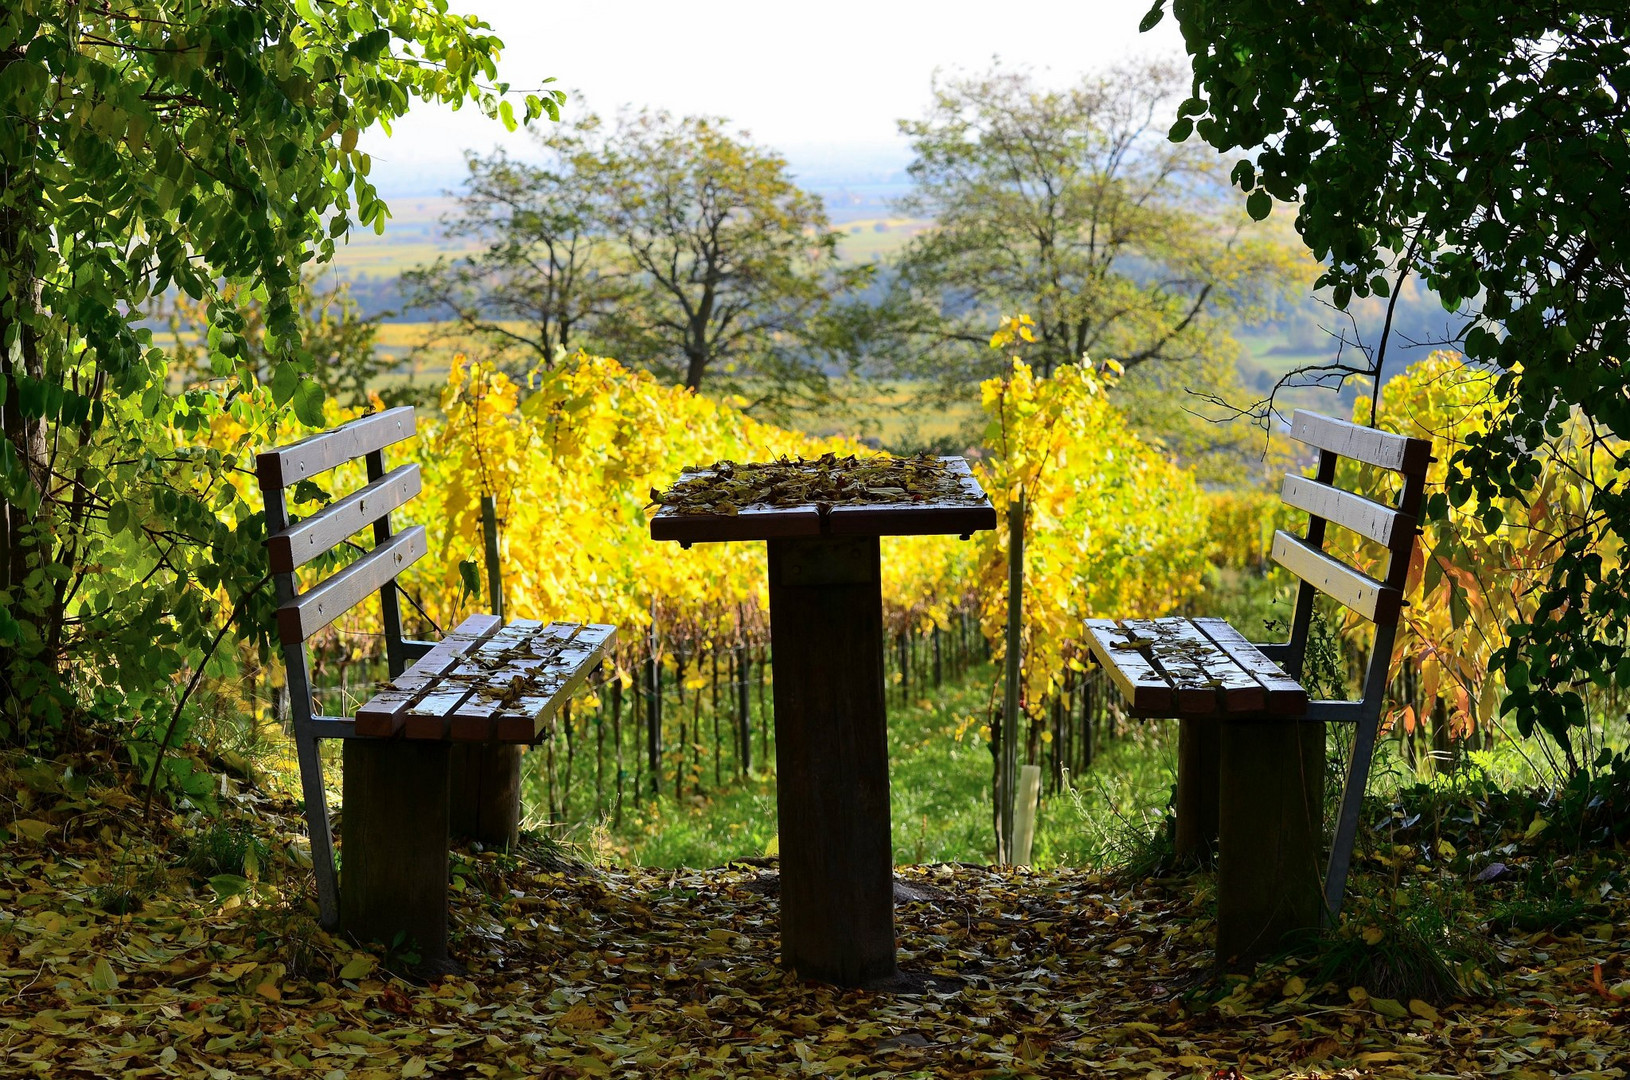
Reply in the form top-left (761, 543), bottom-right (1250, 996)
top-left (1145, 0), bottom-right (1629, 754)
top-left (888, 62), bottom-right (1301, 391)
top-left (400, 115), bottom-right (630, 374)
top-left (593, 112), bottom-right (865, 405)
top-left (0, 0), bottom-right (548, 742)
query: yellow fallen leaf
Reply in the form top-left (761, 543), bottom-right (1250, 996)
top-left (338, 956), bottom-right (373, 981)
top-left (401, 1056), bottom-right (427, 1078)
top-left (254, 982), bottom-right (281, 1002)
top-left (1282, 975), bottom-right (1306, 997)
top-left (90, 957), bottom-right (120, 992)
top-left (1369, 996), bottom-right (1410, 1019)
top-left (1362, 925), bottom-right (1385, 945)
top-left (1523, 813), bottom-right (1549, 840)
top-left (1409, 998), bottom-right (1439, 1022)
top-left (11, 819), bottom-right (51, 842)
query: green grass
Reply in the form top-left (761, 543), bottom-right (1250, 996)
top-left (523, 660), bottom-right (1184, 872)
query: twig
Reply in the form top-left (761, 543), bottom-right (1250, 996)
top-left (142, 574), bottom-right (271, 820)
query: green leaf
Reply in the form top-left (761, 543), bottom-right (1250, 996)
top-left (1246, 189), bottom-right (1272, 221)
top-left (459, 558), bottom-right (481, 602)
top-left (1138, 0), bottom-right (1166, 33)
top-left (90, 958), bottom-right (121, 992)
top-left (292, 480), bottom-right (331, 505)
top-left (292, 379), bottom-right (327, 427)
top-left (209, 874), bottom-right (251, 901)
top-left (269, 361), bottom-right (300, 405)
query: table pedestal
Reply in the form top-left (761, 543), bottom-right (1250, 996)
top-left (767, 535), bottom-right (897, 986)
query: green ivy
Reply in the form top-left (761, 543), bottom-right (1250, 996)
top-left (0, 0), bottom-right (557, 748)
top-left (1147, 0), bottom-right (1630, 756)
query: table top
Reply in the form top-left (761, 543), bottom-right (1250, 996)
top-left (650, 456), bottom-right (998, 544)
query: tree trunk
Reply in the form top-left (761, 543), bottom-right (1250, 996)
top-left (0, 144), bottom-right (54, 722)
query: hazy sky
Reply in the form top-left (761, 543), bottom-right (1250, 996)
top-left (360, 0), bottom-right (1187, 190)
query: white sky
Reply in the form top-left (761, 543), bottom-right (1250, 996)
top-left (360, 0), bottom-right (1187, 190)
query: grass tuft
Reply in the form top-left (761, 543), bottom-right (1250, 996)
top-left (184, 819), bottom-right (271, 878)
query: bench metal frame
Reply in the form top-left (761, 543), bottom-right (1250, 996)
top-left (1086, 410), bottom-right (1431, 951)
top-left (256, 407), bottom-right (435, 929)
top-left (1258, 410), bottom-right (1430, 919)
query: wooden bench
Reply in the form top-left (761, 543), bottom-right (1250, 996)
top-left (257, 406), bottom-right (615, 969)
top-left (1084, 410), bottom-right (1430, 967)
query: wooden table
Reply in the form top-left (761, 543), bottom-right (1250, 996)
top-left (650, 457), bottom-right (996, 986)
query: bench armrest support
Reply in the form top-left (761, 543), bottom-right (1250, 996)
top-left (1255, 642), bottom-right (1292, 662)
top-left (1303, 700), bottom-right (1368, 724)
top-left (401, 639), bottom-right (437, 661)
top-left (294, 716), bottom-right (362, 740)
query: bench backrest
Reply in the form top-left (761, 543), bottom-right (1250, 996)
top-left (1274, 410), bottom-right (1430, 713)
top-left (256, 407), bottom-right (425, 722)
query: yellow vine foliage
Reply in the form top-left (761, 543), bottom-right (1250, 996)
top-left (976, 355), bottom-right (1211, 707)
top-left (1331, 351), bottom-right (1620, 739)
top-left (1205, 489), bottom-right (1299, 571)
top-left (406, 354), bottom-right (975, 660)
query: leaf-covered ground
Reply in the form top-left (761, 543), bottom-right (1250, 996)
top-left (2, 751), bottom-right (1628, 1080)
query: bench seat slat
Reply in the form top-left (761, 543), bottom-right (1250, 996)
top-left (1280, 474), bottom-right (1414, 550)
top-left (256, 406), bottom-right (416, 489)
top-left (1120, 618), bottom-right (1227, 714)
top-left (1137, 618), bottom-right (1268, 714)
top-left (1271, 529), bottom-right (1401, 623)
top-left (492, 624), bottom-right (618, 743)
top-left (1083, 619), bottom-right (1173, 713)
top-left (403, 620), bottom-right (544, 739)
top-left (354, 614), bottom-right (504, 736)
top-left (448, 622), bottom-right (583, 741)
top-left (275, 526), bottom-right (427, 645)
top-left (1191, 617), bottom-right (1309, 716)
top-left (1289, 409), bottom-right (1431, 476)
top-left (267, 464), bottom-right (422, 573)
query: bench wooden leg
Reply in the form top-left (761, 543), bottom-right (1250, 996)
top-left (342, 738), bottom-right (453, 970)
top-left (1216, 717), bottom-right (1324, 969)
top-left (450, 744), bottom-right (523, 848)
top-left (1176, 718), bottom-right (1220, 864)
top-left (767, 535), bottom-right (897, 987)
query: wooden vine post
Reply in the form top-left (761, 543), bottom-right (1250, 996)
top-left (1000, 493), bottom-right (1024, 863)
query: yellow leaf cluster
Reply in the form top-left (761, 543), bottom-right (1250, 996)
top-left (404, 354), bottom-right (978, 660)
top-left (975, 357), bottom-right (1211, 706)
